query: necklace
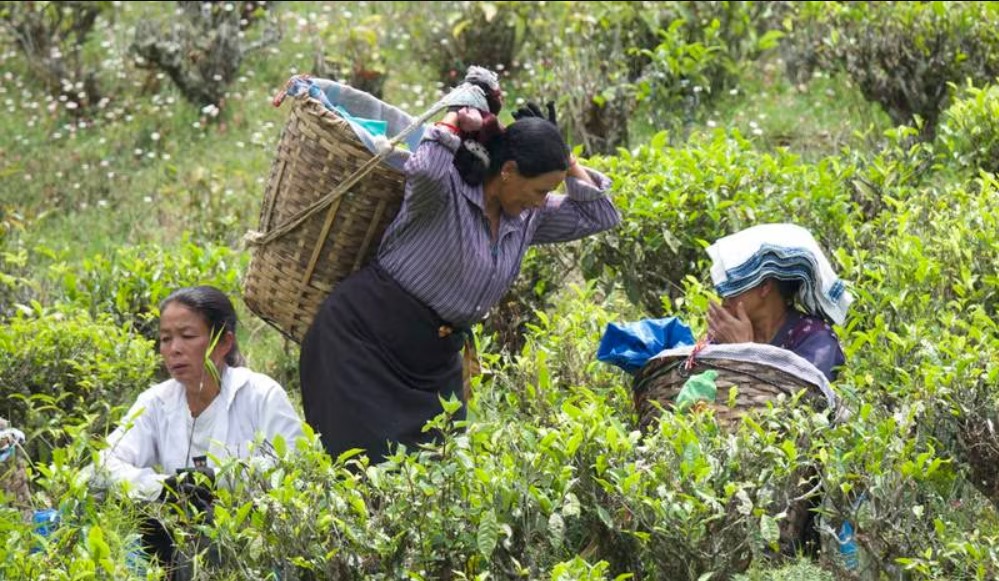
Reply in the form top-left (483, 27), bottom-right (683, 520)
top-left (184, 412), bottom-right (198, 467)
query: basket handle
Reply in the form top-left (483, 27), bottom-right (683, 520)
top-left (244, 94), bottom-right (450, 248)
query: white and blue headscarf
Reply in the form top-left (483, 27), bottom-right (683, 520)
top-left (707, 224), bottom-right (853, 326)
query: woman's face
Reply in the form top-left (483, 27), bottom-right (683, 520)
top-left (721, 286), bottom-right (765, 318)
top-left (159, 303), bottom-right (228, 389)
top-left (499, 167), bottom-right (566, 216)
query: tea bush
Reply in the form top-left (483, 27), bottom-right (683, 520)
top-left (50, 237), bottom-right (245, 340)
top-left (802, 1), bottom-right (999, 139)
top-left (406, 1), bottom-right (537, 85)
top-left (938, 80), bottom-right (999, 177)
top-left (0, 1), bottom-right (110, 113)
top-left (0, 310), bottom-right (157, 462)
top-left (132, 0), bottom-right (281, 110)
top-left (151, 287), bottom-right (839, 580)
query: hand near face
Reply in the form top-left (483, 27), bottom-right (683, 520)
top-left (707, 300), bottom-right (754, 344)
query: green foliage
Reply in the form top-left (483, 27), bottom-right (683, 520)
top-left (313, 13), bottom-right (388, 97)
top-left (634, 1), bottom-right (785, 140)
top-left (0, 310), bottom-right (157, 461)
top-left (0, 207), bottom-right (34, 319)
top-left (512, 1), bottom-right (659, 155)
top-left (938, 80), bottom-right (999, 176)
top-left (734, 558), bottom-right (835, 581)
top-left (514, 1), bottom-right (785, 155)
top-left (0, 422), bottom-right (168, 579)
top-left (409, 1), bottom-right (537, 85)
top-left (800, 1), bottom-right (999, 139)
top-left (50, 238), bottom-right (244, 340)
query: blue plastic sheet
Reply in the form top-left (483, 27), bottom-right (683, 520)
top-left (596, 317), bottom-right (695, 374)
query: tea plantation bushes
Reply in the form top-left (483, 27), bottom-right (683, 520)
top-left (583, 129), bottom-right (856, 315)
top-left (821, 175), bottom-right (999, 578)
top-left (192, 290), bottom-right (836, 579)
top-left (801, 1), bottom-right (999, 139)
top-left (0, 311), bottom-right (157, 461)
top-left (51, 238), bottom-right (244, 340)
top-left (938, 81), bottom-right (999, 176)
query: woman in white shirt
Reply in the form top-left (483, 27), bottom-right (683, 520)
top-left (95, 285), bottom-right (304, 501)
top-left (94, 286), bottom-right (302, 490)
top-left (89, 286), bottom-right (304, 573)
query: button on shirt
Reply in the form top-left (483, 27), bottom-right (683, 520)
top-left (377, 126), bottom-right (621, 327)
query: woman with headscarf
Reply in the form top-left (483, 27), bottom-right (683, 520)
top-left (704, 223), bottom-right (851, 381)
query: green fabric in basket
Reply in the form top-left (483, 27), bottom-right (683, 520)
top-left (675, 370), bottom-right (719, 412)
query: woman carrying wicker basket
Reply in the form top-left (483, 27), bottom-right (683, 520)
top-left (705, 223), bottom-right (852, 558)
top-left (299, 70), bottom-right (621, 463)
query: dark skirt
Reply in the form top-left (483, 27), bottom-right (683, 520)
top-left (299, 262), bottom-right (466, 463)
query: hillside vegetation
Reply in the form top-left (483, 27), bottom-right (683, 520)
top-left (3, 2), bottom-right (999, 579)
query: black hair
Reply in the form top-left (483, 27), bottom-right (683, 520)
top-left (455, 117), bottom-right (570, 186)
top-left (159, 285), bottom-right (245, 367)
top-left (774, 278), bottom-right (803, 305)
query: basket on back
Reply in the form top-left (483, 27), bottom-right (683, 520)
top-left (244, 78), bottom-right (443, 343)
top-left (632, 342), bottom-right (834, 432)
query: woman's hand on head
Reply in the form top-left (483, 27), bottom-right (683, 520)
top-left (456, 107), bottom-right (483, 132)
top-left (707, 300), bottom-right (754, 344)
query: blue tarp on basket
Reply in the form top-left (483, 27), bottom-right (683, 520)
top-left (597, 318), bottom-right (695, 375)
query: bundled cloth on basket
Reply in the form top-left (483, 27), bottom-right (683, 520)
top-left (707, 223), bottom-right (852, 325)
top-left (0, 423), bottom-right (25, 463)
top-left (273, 75), bottom-right (425, 171)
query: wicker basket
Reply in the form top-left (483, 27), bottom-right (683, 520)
top-left (633, 344), bottom-right (831, 559)
top-left (244, 93), bottom-right (419, 343)
top-left (632, 345), bottom-right (830, 432)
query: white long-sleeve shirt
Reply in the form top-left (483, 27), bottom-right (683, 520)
top-left (92, 366), bottom-right (304, 501)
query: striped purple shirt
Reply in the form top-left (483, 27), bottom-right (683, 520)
top-left (377, 126), bottom-right (621, 327)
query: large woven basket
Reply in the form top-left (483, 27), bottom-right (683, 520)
top-left (633, 344), bottom-right (832, 559)
top-left (244, 94), bottom-right (413, 343)
top-left (632, 343), bottom-right (832, 432)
